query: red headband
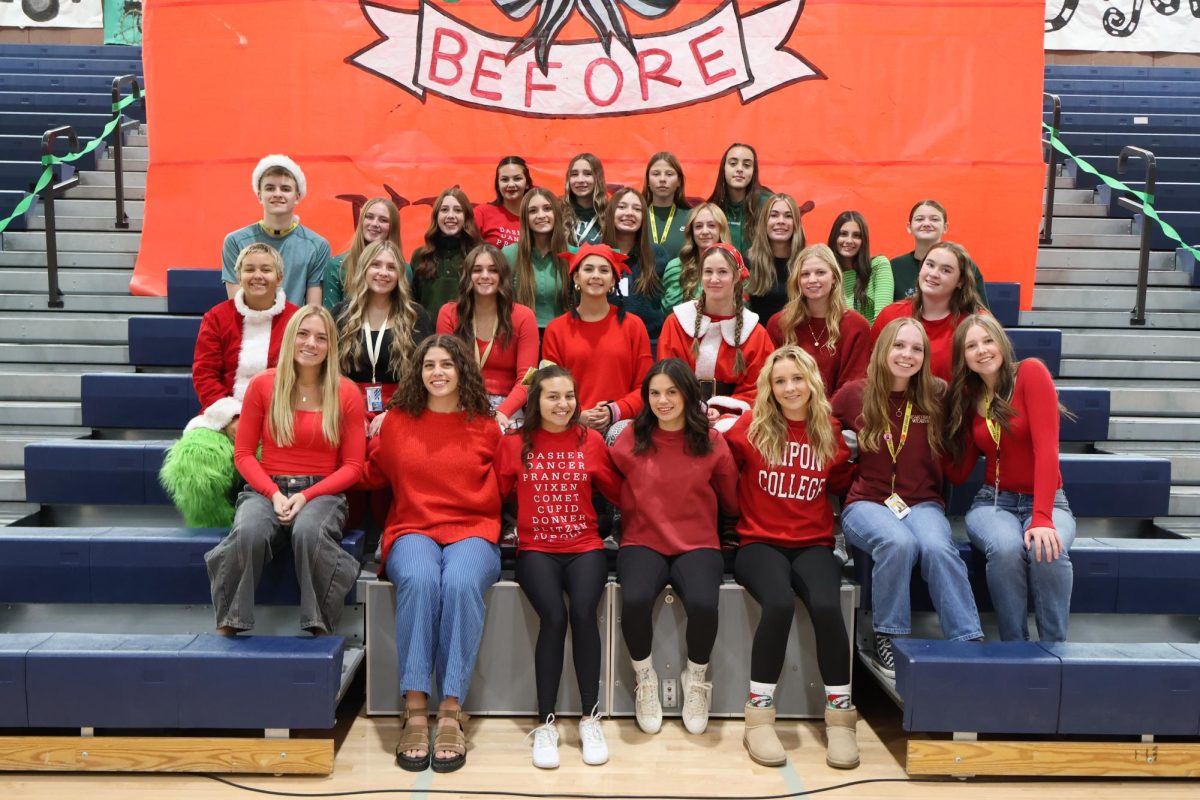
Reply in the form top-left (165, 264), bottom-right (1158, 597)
top-left (559, 243), bottom-right (632, 278)
top-left (702, 242), bottom-right (750, 281)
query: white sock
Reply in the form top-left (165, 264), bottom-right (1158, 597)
top-left (825, 683), bottom-right (852, 710)
top-left (686, 659), bottom-right (708, 678)
top-left (632, 657), bottom-right (655, 681)
top-left (748, 681), bottom-right (775, 707)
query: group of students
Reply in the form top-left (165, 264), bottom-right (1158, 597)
top-left (163, 152), bottom-right (1075, 774)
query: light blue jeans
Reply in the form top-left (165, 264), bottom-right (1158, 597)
top-left (841, 500), bottom-right (982, 641)
top-left (965, 486), bottom-right (1076, 642)
top-left (384, 533), bottom-right (500, 700)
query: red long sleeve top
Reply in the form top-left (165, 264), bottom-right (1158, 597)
top-left (436, 302), bottom-right (540, 418)
top-left (656, 306), bottom-right (775, 415)
top-left (494, 426), bottom-right (623, 554)
top-left (948, 359), bottom-right (1064, 530)
top-left (541, 306), bottom-right (651, 421)
top-left (361, 408), bottom-right (502, 570)
top-left (723, 412), bottom-right (855, 549)
top-left (766, 310), bottom-right (871, 396)
top-left (609, 426), bottom-right (739, 555)
top-left (831, 379), bottom-right (945, 509)
top-left (233, 371), bottom-right (366, 501)
top-left (870, 300), bottom-right (976, 383)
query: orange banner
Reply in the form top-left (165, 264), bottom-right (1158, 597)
top-left (134, 0), bottom-right (1045, 306)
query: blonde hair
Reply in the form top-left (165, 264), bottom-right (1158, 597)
top-left (235, 242), bottom-right (284, 282)
top-left (746, 193), bottom-right (805, 297)
top-left (335, 240), bottom-right (421, 383)
top-left (858, 318), bottom-right (945, 456)
top-left (678, 203), bottom-right (731, 301)
top-left (268, 306), bottom-right (343, 447)
top-left (340, 198), bottom-right (401, 300)
top-left (776, 244), bottom-right (849, 351)
top-left (747, 346), bottom-right (836, 467)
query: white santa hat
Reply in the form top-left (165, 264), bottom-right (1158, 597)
top-left (252, 154), bottom-right (306, 199)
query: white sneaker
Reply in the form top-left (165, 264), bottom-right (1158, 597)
top-left (680, 665), bottom-right (712, 735)
top-left (633, 669), bottom-right (662, 734)
top-left (529, 716), bottom-right (559, 769)
top-left (578, 709), bottom-right (609, 766)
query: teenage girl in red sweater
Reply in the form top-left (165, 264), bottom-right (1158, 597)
top-left (947, 314), bottom-right (1077, 642)
top-left (474, 155), bottom-right (530, 248)
top-left (610, 359), bottom-right (739, 736)
top-left (724, 345), bottom-right (859, 770)
top-left (206, 305), bottom-right (364, 638)
top-left (495, 365), bottom-right (623, 770)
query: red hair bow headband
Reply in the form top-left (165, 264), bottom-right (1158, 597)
top-left (702, 242), bottom-right (750, 281)
top-left (559, 243), bottom-right (632, 278)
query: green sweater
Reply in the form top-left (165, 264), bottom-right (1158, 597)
top-left (322, 251), bottom-right (413, 310)
top-left (648, 204), bottom-right (689, 263)
top-left (410, 243), bottom-right (466, 319)
top-left (503, 243), bottom-right (564, 327)
top-left (660, 256), bottom-right (703, 312)
top-left (890, 250), bottom-right (990, 309)
top-left (841, 255), bottom-right (894, 324)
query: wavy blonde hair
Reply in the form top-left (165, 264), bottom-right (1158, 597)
top-left (776, 244), bottom-right (848, 352)
top-left (340, 197), bottom-right (401, 300)
top-left (747, 345), bottom-right (836, 467)
top-left (746, 193), bottom-right (805, 298)
top-left (858, 318), bottom-right (945, 456)
top-left (335, 240), bottom-right (421, 383)
top-left (269, 305), bottom-right (343, 447)
top-left (678, 203), bottom-right (731, 301)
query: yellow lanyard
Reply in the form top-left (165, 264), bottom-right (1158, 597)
top-left (884, 401), bottom-right (912, 494)
top-left (648, 205), bottom-right (676, 246)
top-left (984, 396), bottom-right (1002, 503)
top-left (473, 314), bottom-right (499, 370)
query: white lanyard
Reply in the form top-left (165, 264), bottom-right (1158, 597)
top-left (363, 316), bottom-right (389, 384)
top-left (576, 215), bottom-right (597, 242)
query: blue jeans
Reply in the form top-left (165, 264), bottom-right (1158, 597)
top-left (384, 534), bottom-right (500, 701)
top-left (841, 501), bottom-right (982, 641)
top-left (965, 486), bottom-right (1076, 642)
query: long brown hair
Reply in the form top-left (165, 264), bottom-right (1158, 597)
top-left (512, 188), bottom-right (571, 312)
top-left (389, 334), bottom-right (491, 420)
top-left (677, 203), bottom-right (731, 302)
top-left (340, 197), bottom-right (401, 300)
top-left (453, 243), bottom-right (515, 347)
top-left (747, 346), bottom-right (836, 467)
top-left (858, 318), bottom-right (945, 457)
top-left (602, 187), bottom-right (661, 299)
top-left (631, 359), bottom-right (712, 457)
top-left (775, 244), bottom-right (849, 351)
top-left (336, 240), bottom-right (421, 381)
top-left (562, 153), bottom-right (608, 242)
top-left (412, 188), bottom-right (482, 280)
top-left (827, 210), bottom-right (876, 320)
top-left (641, 151), bottom-right (690, 209)
top-left (911, 241), bottom-right (983, 319)
top-left (746, 193), bottom-right (805, 298)
top-left (708, 142), bottom-right (764, 218)
top-left (268, 306), bottom-right (343, 447)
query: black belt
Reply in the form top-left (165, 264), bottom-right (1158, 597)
top-left (698, 379), bottom-right (736, 401)
top-left (272, 475), bottom-right (322, 496)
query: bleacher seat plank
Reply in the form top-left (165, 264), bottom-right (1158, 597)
top-left (906, 739), bottom-right (1200, 778)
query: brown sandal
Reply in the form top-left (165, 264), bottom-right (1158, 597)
top-left (395, 707), bottom-right (430, 772)
top-left (431, 708), bottom-right (469, 773)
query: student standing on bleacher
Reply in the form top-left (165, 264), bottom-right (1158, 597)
top-left (410, 188), bottom-right (483, 319)
top-left (832, 318), bottom-right (983, 678)
top-left (504, 188), bottom-right (572, 331)
top-left (889, 200), bottom-right (989, 308)
top-left (946, 315), bottom-right (1077, 642)
top-left (221, 155), bottom-right (330, 306)
top-left (206, 305), bottom-right (365, 637)
top-left (745, 193), bottom-right (806, 323)
top-left (323, 197), bottom-right (410, 309)
top-left (724, 346), bottom-right (859, 770)
top-left (828, 211), bottom-right (893, 324)
top-left (161, 243), bottom-right (299, 527)
top-left (362, 334), bottom-right (501, 774)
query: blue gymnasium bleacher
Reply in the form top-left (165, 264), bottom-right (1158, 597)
top-left (1048, 112), bottom-right (1200, 132)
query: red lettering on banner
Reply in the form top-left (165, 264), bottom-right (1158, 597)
top-left (428, 28), bottom-right (466, 87)
top-left (584, 57), bottom-right (624, 107)
top-left (689, 26), bottom-right (736, 86)
top-left (525, 60), bottom-right (561, 109)
top-left (471, 50), bottom-right (505, 101)
top-left (636, 48), bottom-right (681, 101)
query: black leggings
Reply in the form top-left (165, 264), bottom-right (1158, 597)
top-left (617, 546), bottom-right (723, 664)
top-left (515, 549), bottom-right (608, 721)
top-left (733, 542), bottom-right (850, 686)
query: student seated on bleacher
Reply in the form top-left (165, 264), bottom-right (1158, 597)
top-left (889, 200), bottom-right (989, 309)
top-left (946, 314), bottom-right (1077, 643)
top-left (160, 243), bottom-right (299, 527)
top-left (222, 155), bottom-right (330, 306)
top-left (205, 306), bottom-right (365, 636)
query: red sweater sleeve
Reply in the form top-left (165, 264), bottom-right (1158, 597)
top-left (233, 373), bottom-right (278, 498)
top-left (494, 432), bottom-right (521, 501)
top-left (731, 326), bottom-right (775, 407)
top-left (192, 305), bottom-right (231, 411)
top-left (710, 434), bottom-right (740, 516)
top-left (585, 428), bottom-right (624, 503)
top-left (837, 313), bottom-right (871, 391)
top-left (1019, 360), bottom-right (1063, 530)
top-left (656, 314), bottom-right (690, 363)
top-left (301, 379), bottom-right (366, 500)
top-left (435, 302), bottom-right (455, 335)
top-left (540, 319), bottom-right (564, 370)
top-left (826, 419), bottom-right (856, 495)
top-left (497, 305), bottom-right (540, 418)
top-left (614, 316), bottom-right (652, 421)
top-left (360, 435), bottom-right (390, 491)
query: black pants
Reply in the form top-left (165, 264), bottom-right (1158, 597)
top-left (733, 542), bottom-right (850, 686)
top-left (617, 546), bottom-right (723, 664)
top-left (515, 549), bottom-right (608, 721)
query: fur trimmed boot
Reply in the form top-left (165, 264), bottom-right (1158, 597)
top-left (159, 427), bottom-right (237, 527)
top-left (824, 705), bottom-right (860, 769)
top-left (742, 702), bottom-right (786, 766)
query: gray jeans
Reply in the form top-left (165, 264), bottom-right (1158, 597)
top-left (205, 487), bottom-right (359, 633)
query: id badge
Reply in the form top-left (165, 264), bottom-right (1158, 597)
top-left (884, 493), bottom-right (911, 520)
top-left (365, 385), bottom-right (383, 413)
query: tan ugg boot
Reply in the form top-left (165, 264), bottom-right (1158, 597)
top-left (824, 705), bottom-right (860, 769)
top-left (742, 702), bottom-right (786, 766)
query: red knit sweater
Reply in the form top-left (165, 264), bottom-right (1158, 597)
top-left (723, 412), bottom-right (855, 549)
top-left (609, 426), bottom-right (739, 555)
top-left (361, 408), bottom-right (502, 569)
top-left (766, 310), bottom-right (871, 396)
top-left (871, 300), bottom-right (975, 383)
top-left (494, 426), bottom-right (623, 554)
top-left (435, 301), bottom-right (540, 418)
top-left (948, 359), bottom-right (1064, 530)
top-left (541, 306), bottom-right (651, 421)
top-left (233, 371), bottom-right (365, 501)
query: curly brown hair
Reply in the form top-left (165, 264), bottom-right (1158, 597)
top-left (388, 334), bottom-right (492, 420)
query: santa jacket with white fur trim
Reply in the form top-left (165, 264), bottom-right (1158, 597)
top-left (186, 289), bottom-right (299, 432)
top-left (657, 301), bottom-right (776, 431)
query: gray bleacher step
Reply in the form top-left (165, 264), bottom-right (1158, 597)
top-left (1044, 175), bottom-right (1075, 188)
top-left (0, 401), bottom-right (82, 427)
top-left (0, 231), bottom-right (141, 253)
top-left (78, 170), bottom-right (146, 188)
top-left (1105, 387), bottom-right (1200, 416)
top-left (0, 294), bottom-right (166, 314)
top-left (63, 185), bottom-right (146, 201)
top-left (0, 250), bottom-right (135, 268)
top-left (0, 470), bottom-right (25, 503)
top-left (115, 145), bottom-right (148, 160)
top-left (0, 342), bottom-right (129, 364)
top-left (1036, 249), bottom-right (1173, 269)
top-left (1153, 516), bottom-right (1200, 539)
top-left (0, 371), bottom-right (82, 400)
top-left (0, 502), bottom-right (39, 526)
top-left (96, 158), bottom-right (149, 172)
top-left (1035, 269), bottom-right (1190, 287)
top-left (1020, 309), bottom-right (1200, 329)
top-left (1044, 202), bottom-right (1106, 217)
top-left (1045, 189), bottom-right (1094, 204)
top-left (1041, 233), bottom-right (1141, 249)
top-left (1106, 416), bottom-right (1200, 442)
top-left (1098, 442), bottom-right (1200, 485)
top-left (125, 134), bottom-right (147, 147)
top-left (0, 314), bottom-right (130, 344)
top-left (1, 269), bottom-right (137, 295)
top-left (24, 215), bottom-right (144, 232)
top-left (1061, 331), bottom-right (1200, 360)
top-left (51, 198), bottom-right (145, 216)
top-left (1169, 486), bottom-right (1200, 516)
top-left (1059, 359), bottom-right (1200, 380)
top-left (1034, 286), bottom-right (1200, 312)
top-left (0, 428), bottom-right (89, 469)
top-left (1049, 217), bottom-right (1133, 235)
